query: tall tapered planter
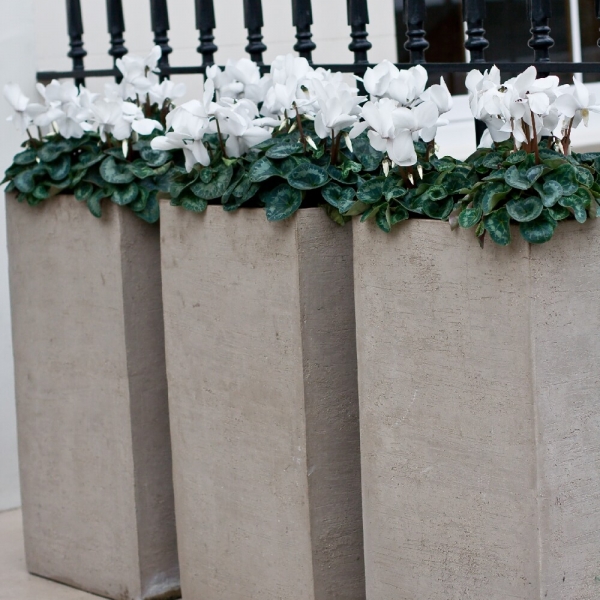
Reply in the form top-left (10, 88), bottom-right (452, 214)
top-left (7, 195), bottom-right (180, 600)
top-left (160, 205), bottom-right (365, 600)
top-left (353, 218), bottom-right (600, 600)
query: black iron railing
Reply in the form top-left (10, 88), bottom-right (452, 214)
top-left (37, 0), bottom-right (600, 140)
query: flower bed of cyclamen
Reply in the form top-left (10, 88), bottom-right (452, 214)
top-left (3, 47), bottom-right (600, 245)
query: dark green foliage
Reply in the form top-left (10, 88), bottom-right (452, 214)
top-left (456, 139), bottom-right (600, 245)
top-left (3, 133), bottom-right (171, 223)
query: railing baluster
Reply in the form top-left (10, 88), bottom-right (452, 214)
top-left (346, 0), bottom-right (372, 66)
top-left (106, 0), bottom-right (127, 79)
top-left (404, 0), bottom-right (429, 63)
top-left (463, 0), bottom-right (488, 63)
top-left (292, 0), bottom-right (316, 62)
top-left (195, 0), bottom-right (218, 66)
top-left (243, 0), bottom-right (267, 64)
top-left (528, 0), bottom-right (554, 63)
top-left (66, 0), bottom-right (87, 86)
top-left (150, 0), bottom-right (172, 74)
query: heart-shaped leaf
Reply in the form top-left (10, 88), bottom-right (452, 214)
top-left (545, 163), bottom-right (578, 196)
top-left (481, 181), bottom-right (511, 214)
top-left (504, 165), bottom-right (532, 190)
top-left (129, 159), bottom-right (157, 179)
top-left (357, 177), bottom-right (385, 204)
top-left (505, 196), bottom-right (543, 222)
top-left (112, 183), bottom-right (139, 206)
top-left (13, 148), bottom-right (37, 166)
top-left (190, 164), bottom-right (233, 199)
top-left (139, 145), bottom-right (170, 167)
top-left (263, 184), bottom-right (302, 221)
top-left (575, 166), bottom-right (594, 188)
top-left (134, 191), bottom-right (160, 223)
top-left (352, 133), bottom-right (384, 171)
top-left (321, 183), bottom-right (356, 213)
top-left (504, 150), bottom-right (527, 165)
top-left (13, 169), bottom-right (36, 193)
top-left (546, 205), bottom-right (570, 221)
top-left (533, 180), bottom-right (562, 207)
top-left (559, 192), bottom-right (588, 223)
top-left (45, 154), bottom-right (71, 181)
top-left (249, 157), bottom-right (283, 183)
top-left (344, 200), bottom-right (370, 216)
top-left (86, 192), bottom-right (103, 218)
top-left (421, 185), bottom-right (447, 202)
top-left (100, 156), bottom-right (135, 184)
top-left (519, 211), bottom-right (557, 244)
top-left (74, 182), bottom-right (94, 202)
top-left (458, 205), bottom-right (483, 229)
top-left (181, 194), bottom-right (208, 213)
top-left (483, 207), bottom-right (511, 246)
top-left (422, 197), bottom-right (454, 220)
top-left (376, 206), bottom-right (392, 232)
top-left (287, 163), bottom-right (329, 190)
top-left (265, 141), bottom-right (303, 159)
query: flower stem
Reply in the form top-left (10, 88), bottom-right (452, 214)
top-left (293, 102), bottom-right (307, 152)
top-left (214, 118), bottom-right (228, 159)
top-left (330, 132), bottom-right (343, 165)
top-left (530, 111), bottom-right (541, 165)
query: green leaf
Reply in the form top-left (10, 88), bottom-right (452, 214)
top-left (87, 192), bottom-right (103, 218)
top-left (322, 204), bottom-right (350, 226)
top-left (32, 184), bottom-right (51, 200)
top-left (181, 195), bottom-right (208, 213)
top-left (390, 205), bottom-right (409, 225)
top-left (360, 204), bottom-right (383, 222)
top-left (534, 180), bottom-right (563, 207)
top-left (504, 165), bottom-right (532, 190)
top-left (519, 211), bottom-right (557, 244)
top-left (545, 163), bottom-right (578, 196)
top-left (321, 183), bottom-right (356, 213)
top-left (263, 184), bottom-right (302, 221)
top-left (139, 145), bottom-right (170, 167)
top-left (483, 207), bottom-right (511, 246)
top-left (357, 177), bottom-right (385, 204)
top-left (504, 150), bottom-right (527, 165)
top-left (482, 153), bottom-right (503, 169)
top-left (481, 181), bottom-right (511, 214)
top-left (421, 185), bottom-right (447, 202)
top-left (328, 164), bottom-right (359, 185)
top-left (190, 164), bottom-right (233, 199)
top-left (505, 196), bottom-right (543, 223)
top-left (77, 151), bottom-right (105, 169)
top-left (45, 154), bottom-right (71, 181)
top-left (134, 191), bottom-right (159, 223)
top-left (13, 170), bottom-right (36, 193)
top-left (129, 159), bottom-right (157, 179)
top-left (547, 205), bottom-right (570, 221)
top-left (375, 206), bottom-right (391, 232)
top-left (430, 156), bottom-right (457, 172)
top-left (265, 141), bottom-right (303, 159)
top-left (575, 166), bottom-right (594, 188)
top-left (352, 133), bottom-right (383, 171)
top-left (130, 187), bottom-right (149, 212)
top-left (525, 164), bottom-right (545, 185)
top-left (13, 148), bottom-right (37, 166)
top-left (249, 156), bottom-right (283, 183)
top-left (38, 139), bottom-right (72, 163)
top-left (344, 200), bottom-right (370, 216)
top-left (458, 206), bottom-right (483, 229)
top-left (100, 156), bottom-right (135, 184)
top-left (559, 192), bottom-right (588, 223)
top-left (74, 182), bottom-right (94, 201)
top-left (422, 197), bottom-right (454, 220)
top-left (287, 163), bottom-right (329, 190)
top-left (112, 183), bottom-right (139, 206)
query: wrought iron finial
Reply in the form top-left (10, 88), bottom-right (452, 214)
top-left (243, 0), bottom-right (267, 64)
top-left (292, 0), bottom-right (316, 61)
top-left (106, 0), bottom-right (127, 71)
top-left (347, 0), bottom-right (372, 65)
top-left (66, 0), bottom-right (87, 86)
top-left (463, 0), bottom-right (488, 63)
top-left (404, 0), bottom-right (429, 63)
top-left (528, 0), bottom-right (554, 62)
top-left (150, 0), bottom-right (172, 73)
top-left (195, 0), bottom-right (218, 66)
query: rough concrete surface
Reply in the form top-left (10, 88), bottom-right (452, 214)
top-left (353, 218), bottom-right (600, 600)
top-left (160, 205), bottom-right (365, 600)
top-left (6, 196), bottom-right (179, 600)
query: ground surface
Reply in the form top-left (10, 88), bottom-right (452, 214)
top-left (0, 509), bottom-right (100, 600)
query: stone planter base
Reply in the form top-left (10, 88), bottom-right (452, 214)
top-left (353, 218), bottom-right (600, 600)
top-left (7, 196), bottom-right (179, 600)
top-left (160, 206), bottom-right (365, 600)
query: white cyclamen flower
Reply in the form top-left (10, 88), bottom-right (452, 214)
top-left (363, 60), bottom-right (428, 106)
top-left (148, 80), bottom-right (187, 107)
top-left (312, 78), bottom-right (366, 139)
top-left (553, 76), bottom-right (600, 127)
top-left (116, 46), bottom-right (162, 100)
top-left (4, 83), bottom-right (32, 131)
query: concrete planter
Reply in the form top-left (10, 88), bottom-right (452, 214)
top-left (160, 205), bottom-right (365, 600)
top-left (7, 195), bottom-right (179, 600)
top-left (353, 218), bottom-right (600, 600)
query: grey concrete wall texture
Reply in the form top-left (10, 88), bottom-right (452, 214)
top-left (353, 218), bottom-right (600, 600)
top-left (6, 196), bottom-right (179, 600)
top-left (160, 205), bottom-right (365, 600)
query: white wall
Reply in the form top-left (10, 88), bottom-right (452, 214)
top-left (0, 0), bottom-right (36, 511)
